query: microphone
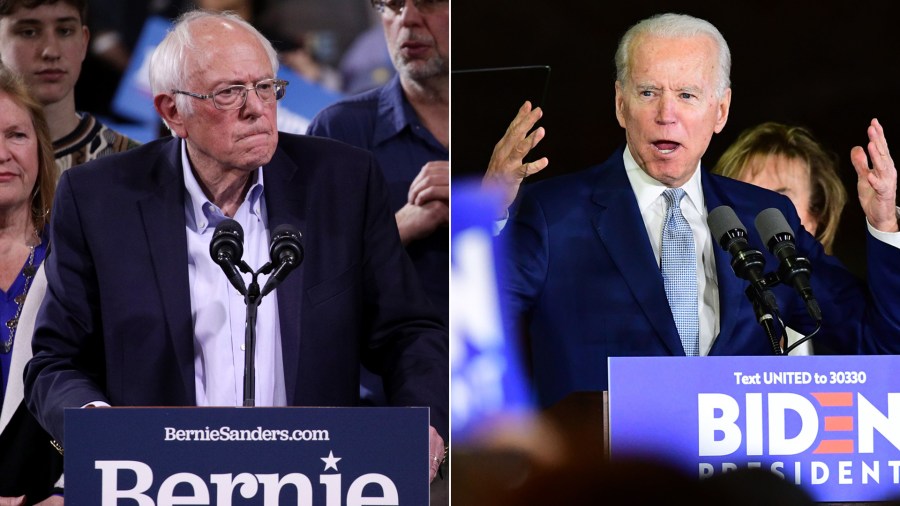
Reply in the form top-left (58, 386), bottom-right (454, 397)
top-left (754, 208), bottom-right (822, 322)
top-left (709, 206), bottom-right (785, 354)
top-left (708, 206), bottom-right (779, 314)
top-left (707, 206), bottom-right (775, 300)
top-left (260, 224), bottom-right (304, 297)
top-left (210, 219), bottom-right (247, 295)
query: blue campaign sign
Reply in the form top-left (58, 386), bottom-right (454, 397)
top-left (450, 180), bottom-right (533, 441)
top-left (111, 16), bottom-right (343, 141)
top-left (65, 407), bottom-right (428, 504)
top-left (111, 16), bottom-right (169, 126)
top-left (275, 67), bottom-right (344, 134)
top-left (608, 355), bottom-right (900, 503)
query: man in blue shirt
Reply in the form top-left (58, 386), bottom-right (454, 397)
top-left (306, 0), bottom-right (448, 495)
top-left (307, 0), bottom-right (448, 326)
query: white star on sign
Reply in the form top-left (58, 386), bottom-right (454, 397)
top-left (321, 450), bottom-right (341, 471)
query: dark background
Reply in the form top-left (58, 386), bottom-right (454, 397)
top-left (451, 1), bottom-right (900, 278)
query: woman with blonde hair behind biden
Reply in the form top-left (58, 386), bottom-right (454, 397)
top-left (713, 122), bottom-right (847, 254)
top-left (713, 122), bottom-right (848, 356)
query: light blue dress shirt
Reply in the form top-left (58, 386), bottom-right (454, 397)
top-left (180, 141), bottom-right (286, 407)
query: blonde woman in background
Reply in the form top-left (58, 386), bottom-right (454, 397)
top-left (713, 122), bottom-right (847, 254)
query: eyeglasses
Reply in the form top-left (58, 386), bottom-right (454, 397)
top-left (370, 0), bottom-right (448, 14)
top-left (171, 78), bottom-right (289, 110)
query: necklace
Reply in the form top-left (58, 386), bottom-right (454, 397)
top-left (2, 245), bottom-right (37, 354)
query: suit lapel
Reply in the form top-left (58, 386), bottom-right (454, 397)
top-left (262, 146), bottom-right (307, 404)
top-left (589, 157), bottom-right (685, 355)
top-left (136, 139), bottom-right (196, 401)
top-left (703, 173), bottom-right (749, 354)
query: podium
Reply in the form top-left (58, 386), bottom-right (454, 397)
top-left (65, 406), bottom-right (429, 504)
top-left (607, 355), bottom-right (900, 504)
top-left (451, 356), bottom-right (900, 503)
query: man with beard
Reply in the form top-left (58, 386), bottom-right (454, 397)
top-left (307, 0), bottom-right (448, 327)
top-left (305, 1), bottom-right (449, 489)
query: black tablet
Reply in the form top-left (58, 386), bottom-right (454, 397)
top-left (451, 65), bottom-right (551, 179)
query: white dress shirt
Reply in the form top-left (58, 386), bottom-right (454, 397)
top-left (622, 146), bottom-right (720, 355)
top-left (181, 141), bottom-right (287, 407)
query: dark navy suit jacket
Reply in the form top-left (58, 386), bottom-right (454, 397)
top-left (307, 74), bottom-right (448, 324)
top-left (502, 146), bottom-right (900, 408)
top-left (24, 133), bottom-right (448, 443)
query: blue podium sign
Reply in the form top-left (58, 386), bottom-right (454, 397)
top-left (65, 407), bottom-right (428, 505)
top-left (609, 355), bottom-right (900, 503)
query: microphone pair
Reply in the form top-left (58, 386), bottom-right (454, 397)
top-left (209, 220), bottom-right (304, 297)
top-left (708, 206), bottom-right (822, 323)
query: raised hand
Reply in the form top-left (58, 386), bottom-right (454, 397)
top-left (482, 101), bottom-right (549, 217)
top-left (850, 118), bottom-right (899, 232)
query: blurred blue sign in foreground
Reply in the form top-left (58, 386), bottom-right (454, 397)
top-left (451, 180), bottom-right (532, 441)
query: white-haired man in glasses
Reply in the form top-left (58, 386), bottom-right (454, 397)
top-left (24, 8), bottom-right (448, 484)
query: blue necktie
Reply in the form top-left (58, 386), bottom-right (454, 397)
top-left (661, 188), bottom-right (699, 356)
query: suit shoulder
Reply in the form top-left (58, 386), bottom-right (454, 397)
top-left (521, 161), bottom-right (609, 201)
top-left (706, 171), bottom-right (795, 207)
top-left (705, 171), bottom-right (801, 228)
top-left (277, 131), bottom-right (374, 161)
top-left (306, 89), bottom-right (380, 136)
top-left (273, 133), bottom-right (378, 186)
top-left (312, 88), bottom-right (380, 119)
top-left (63, 136), bottom-right (172, 181)
top-left (707, 170), bottom-right (766, 193)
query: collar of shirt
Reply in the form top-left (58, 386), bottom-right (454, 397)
top-left (373, 75), bottom-right (446, 155)
top-left (180, 139), bottom-right (266, 233)
top-left (622, 144), bottom-right (705, 218)
top-left (178, 139), bottom-right (284, 406)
